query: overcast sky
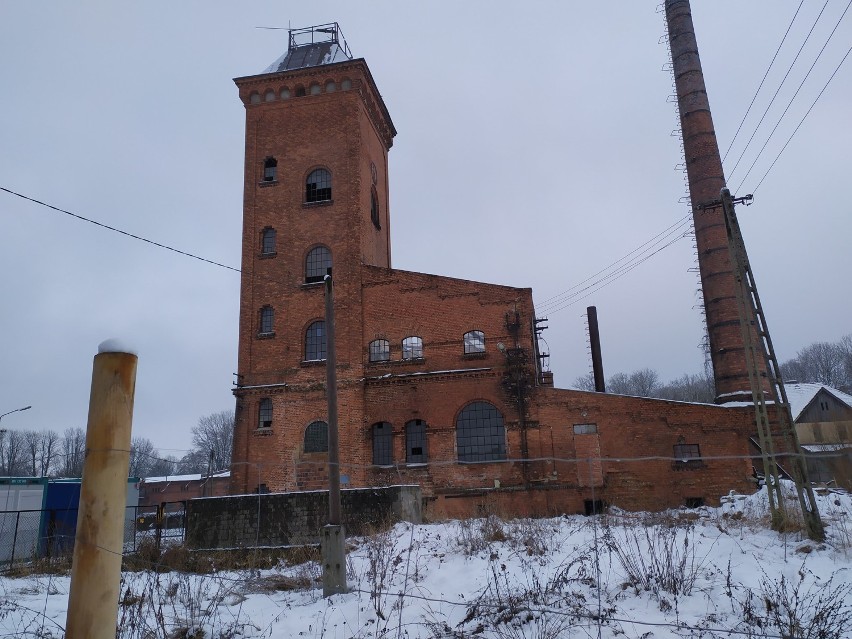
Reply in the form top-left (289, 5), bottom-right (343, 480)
top-left (2, 2), bottom-right (850, 453)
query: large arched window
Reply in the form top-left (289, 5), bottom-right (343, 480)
top-left (369, 339), bottom-right (390, 362)
top-left (305, 246), bottom-right (332, 283)
top-left (402, 336), bottom-right (423, 360)
top-left (304, 421), bottom-right (328, 453)
top-left (259, 306), bottom-right (274, 335)
top-left (456, 401), bottom-right (505, 462)
top-left (305, 320), bottom-right (327, 361)
top-left (258, 398), bottom-right (272, 429)
top-left (405, 419), bottom-right (427, 464)
top-left (463, 330), bottom-right (485, 354)
top-left (263, 157), bottom-right (277, 182)
top-left (261, 227), bottom-right (276, 255)
top-left (306, 168), bottom-right (332, 202)
top-left (372, 422), bottom-right (393, 466)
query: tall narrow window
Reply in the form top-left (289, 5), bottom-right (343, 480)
top-left (305, 321), bottom-right (326, 361)
top-left (369, 339), bottom-right (390, 362)
top-left (370, 187), bottom-right (380, 229)
top-left (259, 306), bottom-right (274, 335)
top-left (406, 419), bottom-right (427, 463)
top-left (402, 336), bottom-right (423, 360)
top-left (306, 168), bottom-right (332, 202)
top-left (258, 398), bottom-right (272, 429)
top-left (305, 246), bottom-right (332, 283)
top-left (463, 330), bottom-right (485, 354)
top-left (263, 157), bottom-right (277, 182)
top-left (372, 422), bottom-right (393, 466)
top-left (261, 227), bottom-right (276, 255)
top-left (456, 401), bottom-right (505, 462)
top-left (304, 421), bottom-right (328, 453)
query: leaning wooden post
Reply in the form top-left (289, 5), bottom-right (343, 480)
top-left (65, 340), bottom-right (137, 639)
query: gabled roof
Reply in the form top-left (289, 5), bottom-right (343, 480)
top-left (785, 382), bottom-right (852, 420)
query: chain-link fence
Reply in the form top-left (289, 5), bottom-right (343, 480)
top-left (0, 502), bottom-right (187, 571)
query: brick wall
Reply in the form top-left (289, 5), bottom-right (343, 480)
top-left (185, 485), bottom-right (421, 549)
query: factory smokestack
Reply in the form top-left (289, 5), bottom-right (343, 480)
top-left (665, 0), bottom-right (763, 402)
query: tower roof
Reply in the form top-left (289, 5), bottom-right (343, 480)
top-left (262, 23), bottom-right (352, 74)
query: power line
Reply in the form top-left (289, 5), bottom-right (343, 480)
top-left (536, 214), bottom-right (692, 315)
top-left (0, 186), bottom-right (241, 274)
top-left (726, 0), bottom-right (831, 182)
top-left (752, 41), bottom-right (852, 193)
top-left (722, 0), bottom-right (805, 163)
top-left (735, 0), bottom-right (852, 192)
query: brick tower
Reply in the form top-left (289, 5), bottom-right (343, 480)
top-left (665, 0), bottom-right (764, 402)
top-left (230, 24), bottom-right (396, 493)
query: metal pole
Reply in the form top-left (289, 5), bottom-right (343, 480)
top-left (322, 271), bottom-right (347, 596)
top-left (65, 343), bottom-right (137, 639)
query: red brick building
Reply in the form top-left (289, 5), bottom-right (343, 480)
top-left (229, 24), bottom-right (759, 517)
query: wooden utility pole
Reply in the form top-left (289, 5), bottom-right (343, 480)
top-left (322, 271), bottom-right (347, 596)
top-left (719, 189), bottom-right (824, 540)
top-left (66, 342), bottom-right (137, 638)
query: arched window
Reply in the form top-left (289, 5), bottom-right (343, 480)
top-left (463, 330), bottom-right (485, 354)
top-left (372, 422), bottom-right (393, 466)
top-left (264, 89), bottom-right (275, 102)
top-left (305, 245), bottom-right (332, 283)
top-left (280, 87), bottom-right (291, 99)
top-left (310, 82), bottom-right (321, 95)
top-left (406, 419), bottom-right (427, 463)
top-left (305, 321), bottom-right (326, 361)
top-left (326, 81), bottom-right (336, 93)
top-left (369, 339), bottom-right (390, 362)
top-left (456, 401), bottom-right (505, 462)
top-left (304, 421), bottom-right (328, 453)
top-left (370, 187), bottom-right (380, 229)
top-left (249, 91), bottom-right (261, 104)
top-left (295, 85), bottom-right (306, 97)
top-left (263, 157), bottom-right (277, 182)
top-left (258, 398), bottom-right (272, 429)
top-left (261, 227), bottom-right (276, 255)
top-left (306, 168), bottom-right (332, 203)
top-left (402, 336), bottom-right (423, 360)
top-left (341, 79), bottom-right (352, 90)
top-left (259, 306), bottom-right (274, 335)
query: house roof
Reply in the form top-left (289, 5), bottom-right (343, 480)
top-left (143, 470), bottom-right (230, 484)
top-left (785, 382), bottom-right (852, 421)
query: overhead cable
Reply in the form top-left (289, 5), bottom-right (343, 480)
top-left (0, 186), bottom-right (241, 273)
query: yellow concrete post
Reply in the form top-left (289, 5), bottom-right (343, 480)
top-left (65, 341), bottom-right (137, 639)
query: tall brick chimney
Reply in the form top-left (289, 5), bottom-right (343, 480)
top-left (665, 0), bottom-right (763, 402)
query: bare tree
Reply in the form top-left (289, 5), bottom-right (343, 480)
top-left (147, 454), bottom-right (178, 477)
top-left (23, 429), bottom-right (60, 477)
top-left (782, 340), bottom-right (848, 389)
top-left (657, 371), bottom-right (715, 403)
top-left (176, 449), bottom-right (208, 474)
top-left (0, 429), bottom-right (27, 476)
top-left (191, 410), bottom-right (234, 473)
top-left (572, 372), bottom-right (596, 391)
top-left (59, 427), bottom-right (86, 477)
top-left (608, 368), bottom-right (660, 397)
top-left (129, 436), bottom-right (157, 478)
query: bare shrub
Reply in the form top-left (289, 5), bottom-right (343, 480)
top-left (456, 515), bottom-right (507, 556)
top-left (734, 569), bottom-right (852, 639)
top-left (604, 520), bottom-right (703, 596)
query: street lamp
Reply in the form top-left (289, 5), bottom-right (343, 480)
top-left (0, 405), bottom-right (32, 422)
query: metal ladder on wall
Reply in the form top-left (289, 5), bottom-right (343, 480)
top-left (718, 188), bottom-right (824, 540)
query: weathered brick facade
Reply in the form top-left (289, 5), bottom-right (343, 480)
top-left (229, 30), bottom-right (760, 519)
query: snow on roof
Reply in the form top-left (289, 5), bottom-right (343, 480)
top-left (785, 382), bottom-right (852, 421)
top-left (262, 42), bottom-right (350, 75)
top-left (143, 471), bottom-right (230, 484)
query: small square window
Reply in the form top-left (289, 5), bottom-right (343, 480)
top-left (673, 443), bottom-right (701, 462)
top-left (369, 339), bottom-right (390, 362)
top-left (573, 423), bottom-right (598, 435)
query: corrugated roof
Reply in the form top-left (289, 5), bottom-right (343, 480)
top-left (262, 42), bottom-right (351, 74)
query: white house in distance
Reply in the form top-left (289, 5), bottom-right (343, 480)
top-left (786, 382), bottom-right (852, 487)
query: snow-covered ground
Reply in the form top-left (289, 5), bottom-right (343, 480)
top-left (2, 483), bottom-right (851, 638)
